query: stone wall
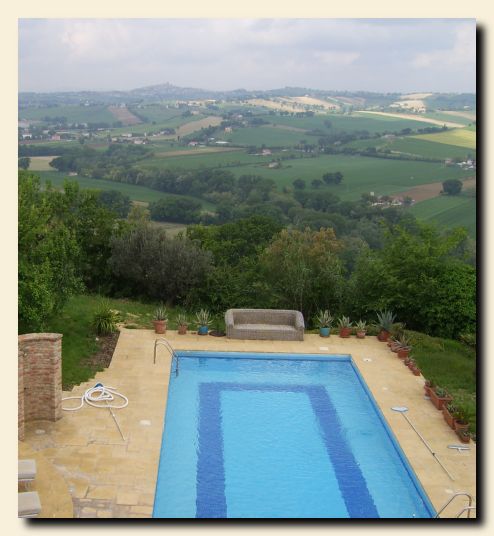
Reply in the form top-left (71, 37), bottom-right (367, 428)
top-left (18, 333), bottom-right (63, 440)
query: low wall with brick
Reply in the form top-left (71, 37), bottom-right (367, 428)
top-left (18, 333), bottom-right (63, 440)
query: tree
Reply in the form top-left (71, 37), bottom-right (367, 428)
top-left (109, 225), bottom-right (213, 304)
top-left (18, 172), bottom-right (82, 331)
top-left (98, 190), bottom-right (132, 218)
top-left (260, 228), bottom-right (344, 322)
top-left (18, 157), bottom-right (31, 170)
top-left (149, 198), bottom-right (202, 223)
top-left (311, 179), bottom-right (323, 189)
top-left (348, 223), bottom-right (476, 337)
top-left (292, 178), bottom-right (306, 190)
top-left (442, 179), bottom-right (463, 195)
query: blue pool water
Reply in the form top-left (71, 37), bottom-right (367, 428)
top-left (153, 352), bottom-right (435, 519)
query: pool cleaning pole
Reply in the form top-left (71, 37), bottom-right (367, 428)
top-left (391, 406), bottom-right (455, 481)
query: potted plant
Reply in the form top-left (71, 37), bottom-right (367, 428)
top-left (376, 310), bottom-right (396, 342)
top-left (456, 429), bottom-right (470, 444)
top-left (337, 316), bottom-right (352, 338)
top-left (410, 361), bottom-right (421, 376)
top-left (396, 334), bottom-right (412, 359)
top-left (452, 408), bottom-right (469, 434)
top-left (315, 310), bottom-right (333, 337)
top-left (153, 304), bottom-right (168, 334)
top-left (429, 386), bottom-right (453, 410)
top-left (196, 309), bottom-right (212, 335)
top-left (442, 402), bottom-right (458, 430)
top-left (355, 320), bottom-right (367, 339)
top-left (424, 378), bottom-right (435, 398)
top-left (176, 313), bottom-right (188, 335)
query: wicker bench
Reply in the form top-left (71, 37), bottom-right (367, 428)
top-left (225, 309), bottom-right (305, 341)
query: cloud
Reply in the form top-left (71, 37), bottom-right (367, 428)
top-left (18, 19), bottom-right (476, 93)
top-left (411, 23), bottom-right (475, 69)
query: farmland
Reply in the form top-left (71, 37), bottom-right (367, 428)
top-left (19, 104), bottom-right (117, 124)
top-left (19, 93), bottom-right (476, 237)
top-left (409, 194), bottom-right (476, 237)
top-left (413, 128), bottom-right (476, 150)
top-left (346, 136), bottom-right (474, 161)
top-left (36, 170), bottom-right (215, 210)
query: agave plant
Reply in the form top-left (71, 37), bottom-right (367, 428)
top-left (195, 308), bottom-right (212, 327)
top-left (176, 313), bottom-right (188, 328)
top-left (337, 316), bottom-right (352, 329)
top-left (315, 309), bottom-right (333, 328)
top-left (355, 320), bottom-right (367, 332)
top-left (154, 304), bottom-right (168, 322)
top-left (376, 310), bottom-right (396, 332)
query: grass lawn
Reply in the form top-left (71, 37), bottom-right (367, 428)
top-left (45, 294), bottom-right (180, 389)
top-left (407, 330), bottom-right (476, 434)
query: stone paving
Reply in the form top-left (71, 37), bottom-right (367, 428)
top-left (20, 328), bottom-right (476, 519)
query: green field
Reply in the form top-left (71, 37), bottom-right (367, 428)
top-left (36, 170), bottom-right (215, 210)
top-left (270, 113), bottom-right (436, 134)
top-left (422, 111), bottom-right (475, 126)
top-left (19, 104), bottom-right (116, 124)
top-left (141, 150), bottom-right (267, 170)
top-left (128, 104), bottom-right (184, 123)
top-left (410, 195), bottom-right (476, 237)
top-left (218, 126), bottom-right (308, 147)
top-left (413, 128), bottom-right (476, 149)
top-left (226, 154), bottom-right (473, 199)
top-left (344, 136), bottom-right (474, 160)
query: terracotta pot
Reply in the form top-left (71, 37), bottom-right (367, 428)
top-left (178, 325), bottom-right (187, 335)
top-left (412, 367), bottom-right (421, 376)
top-left (153, 320), bottom-right (167, 334)
top-left (456, 430), bottom-right (470, 444)
top-left (424, 383), bottom-right (432, 397)
top-left (454, 420), bottom-right (469, 433)
top-left (398, 348), bottom-right (410, 359)
top-left (339, 327), bottom-right (352, 338)
top-left (378, 330), bottom-right (390, 342)
top-left (356, 331), bottom-right (366, 339)
top-left (442, 407), bottom-right (455, 429)
top-left (429, 389), bottom-right (453, 410)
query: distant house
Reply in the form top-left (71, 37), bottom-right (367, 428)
top-left (51, 134), bottom-right (61, 141)
top-left (268, 161), bottom-right (280, 169)
top-left (188, 141), bottom-right (198, 147)
top-left (215, 140), bottom-right (229, 145)
top-left (21, 133), bottom-right (32, 140)
top-left (261, 149), bottom-right (272, 156)
top-left (224, 127), bottom-right (233, 133)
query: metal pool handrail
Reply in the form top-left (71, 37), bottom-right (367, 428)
top-left (434, 492), bottom-right (475, 518)
top-left (153, 338), bottom-right (179, 376)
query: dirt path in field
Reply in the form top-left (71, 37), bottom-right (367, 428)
top-left (400, 176), bottom-right (476, 202)
top-left (108, 106), bottom-right (142, 126)
top-left (355, 111), bottom-right (465, 129)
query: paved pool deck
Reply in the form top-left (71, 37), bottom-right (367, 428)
top-left (20, 329), bottom-right (476, 519)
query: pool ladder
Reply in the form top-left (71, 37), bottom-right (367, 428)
top-left (435, 492), bottom-right (476, 518)
top-left (154, 338), bottom-right (180, 376)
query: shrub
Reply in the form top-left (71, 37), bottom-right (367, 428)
top-left (92, 301), bottom-right (119, 335)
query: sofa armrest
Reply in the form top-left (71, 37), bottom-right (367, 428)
top-left (294, 311), bottom-right (305, 332)
top-left (225, 309), bottom-right (235, 337)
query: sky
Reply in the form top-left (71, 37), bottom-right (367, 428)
top-left (18, 18), bottom-right (476, 93)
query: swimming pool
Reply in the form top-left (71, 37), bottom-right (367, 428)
top-left (153, 352), bottom-right (435, 518)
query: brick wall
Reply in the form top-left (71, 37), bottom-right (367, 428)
top-left (18, 333), bottom-right (63, 440)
